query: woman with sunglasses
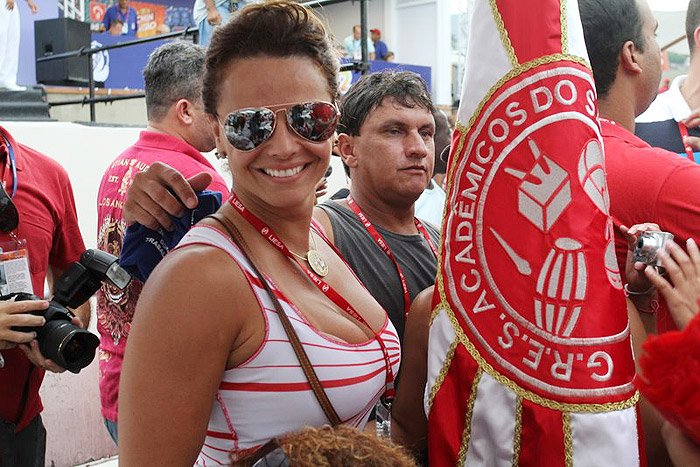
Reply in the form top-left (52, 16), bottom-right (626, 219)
top-left (118, 2), bottom-right (400, 464)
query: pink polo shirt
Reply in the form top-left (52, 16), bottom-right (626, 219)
top-left (96, 130), bottom-right (229, 422)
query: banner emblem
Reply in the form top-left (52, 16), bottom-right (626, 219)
top-left (443, 62), bottom-right (634, 401)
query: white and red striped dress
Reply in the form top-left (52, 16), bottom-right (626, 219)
top-left (174, 225), bottom-right (401, 466)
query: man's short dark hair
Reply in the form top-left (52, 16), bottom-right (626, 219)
top-left (143, 41), bottom-right (206, 122)
top-left (579, 0), bottom-right (645, 99)
top-left (687, 0), bottom-right (700, 54)
top-left (433, 109), bottom-right (450, 175)
top-left (338, 70), bottom-right (435, 136)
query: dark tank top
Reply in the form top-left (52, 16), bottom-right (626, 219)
top-left (317, 200), bottom-right (440, 341)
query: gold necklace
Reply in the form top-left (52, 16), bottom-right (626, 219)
top-left (289, 230), bottom-right (329, 277)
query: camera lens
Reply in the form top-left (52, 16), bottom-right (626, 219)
top-left (38, 320), bottom-right (99, 373)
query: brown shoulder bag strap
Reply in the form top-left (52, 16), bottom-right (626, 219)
top-left (207, 213), bottom-right (342, 426)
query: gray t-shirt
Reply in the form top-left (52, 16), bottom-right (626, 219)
top-left (318, 200), bottom-right (440, 340)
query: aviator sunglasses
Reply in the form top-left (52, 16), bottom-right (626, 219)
top-left (220, 101), bottom-right (339, 151)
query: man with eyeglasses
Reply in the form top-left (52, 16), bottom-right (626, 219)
top-left (94, 41), bottom-right (228, 445)
top-left (0, 126), bottom-right (88, 466)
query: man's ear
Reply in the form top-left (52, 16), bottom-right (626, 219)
top-left (175, 98), bottom-right (195, 126)
top-left (337, 133), bottom-right (358, 169)
top-left (620, 40), bottom-right (643, 75)
top-left (693, 26), bottom-right (700, 55)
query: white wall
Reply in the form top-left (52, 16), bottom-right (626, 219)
top-left (314, 0), bottom-right (386, 49)
top-left (313, 0), bottom-right (452, 105)
top-left (390, 0), bottom-right (452, 105)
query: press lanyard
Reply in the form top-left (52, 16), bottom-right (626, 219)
top-left (677, 122), bottom-right (696, 161)
top-left (118, 9), bottom-right (130, 25)
top-left (228, 193), bottom-right (395, 398)
top-left (0, 132), bottom-right (18, 198)
top-left (346, 196), bottom-right (438, 320)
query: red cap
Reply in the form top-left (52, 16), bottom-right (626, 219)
top-left (370, 28), bottom-right (381, 35)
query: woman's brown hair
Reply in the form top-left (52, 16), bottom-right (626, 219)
top-left (202, 0), bottom-right (340, 116)
top-left (230, 425), bottom-right (417, 466)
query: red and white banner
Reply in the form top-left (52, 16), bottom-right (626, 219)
top-left (426, 0), bottom-right (642, 465)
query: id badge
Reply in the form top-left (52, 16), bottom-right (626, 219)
top-left (375, 398), bottom-right (392, 440)
top-left (122, 23), bottom-right (129, 35)
top-left (0, 239), bottom-right (33, 295)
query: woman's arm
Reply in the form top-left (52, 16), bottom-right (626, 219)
top-left (118, 245), bottom-right (250, 465)
top-left (392, 286), bottom-right (434, 455)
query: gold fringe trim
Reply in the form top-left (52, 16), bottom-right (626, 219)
top-left (441, 304), bottom-right (639, 413)
top-left (489, 0), bottom-right (519, 67)
top-left (560, 0), bottom-right (569, 55)
top-left (460, 53), bottom-right (590, 136)
top-left (426, 338), bottom-right (459, 413)
top-left (512, 396), bottom-right (523, 466)
top-left (456, 367), bottom-right (483, 466)
top-left (563, 411), bottom-right (573, 467)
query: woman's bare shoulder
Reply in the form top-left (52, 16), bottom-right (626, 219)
top-left (136, 243), bottom-right (256, 329)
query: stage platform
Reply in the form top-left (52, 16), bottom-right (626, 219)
top-left (0, 86), bottom-right (148, 125)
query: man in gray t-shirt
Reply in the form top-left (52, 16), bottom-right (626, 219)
top-left (313, 71), bottom-right (439, 341)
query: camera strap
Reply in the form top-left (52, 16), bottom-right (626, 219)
top-left (206, 213), bottom-right (343, 426)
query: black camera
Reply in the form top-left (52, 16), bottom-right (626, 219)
top-left (12, 294), bottom-right (99, 373)
top-left (9, 249), bottom-right (131, 373)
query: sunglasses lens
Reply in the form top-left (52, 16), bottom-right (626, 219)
top-left (224, 108), bottom-right (276, 151)
top-left (287, 102), bottom-right (338, 143)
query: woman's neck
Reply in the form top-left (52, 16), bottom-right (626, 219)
top-left (229, 191), bottom-right (315, 253)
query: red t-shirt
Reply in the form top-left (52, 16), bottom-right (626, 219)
top-left (603, 120), bottom-right (700, 332)
top-left (0, 127), bottom-right (85, 432)
top-left (96, 130), bottom-right (229, 422)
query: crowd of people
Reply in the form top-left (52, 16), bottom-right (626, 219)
top-left (1, 0), bottom-right (700, 465)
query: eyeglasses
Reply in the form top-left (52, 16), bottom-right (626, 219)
top-left (0, 180), bottom-right (18, 233)
top-left (220, 101), bottom-right (338, 151)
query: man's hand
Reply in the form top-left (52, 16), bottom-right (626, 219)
top-left (18, 314), bottom-right (83, 373)
top-left (26, 0), bottom-right (37, 14)
top-left (123, 162), bottom-right (212, 231)
top-left (20, 340), bottom-right (66, 373)
top-left (662, 422), bottom-right (700, 467)
top-left (204, 0), bottom-right (222, 25)
top-left (682, 111), bottom-right (700, 150)
top-left (645, 238), bottom-right (700, 329)
top-left (0, 300), bottom-right (47, 350)
top-left (5, 0), bottom-right (15, 11)
top-left (206, 8), bottom-right (222, 26)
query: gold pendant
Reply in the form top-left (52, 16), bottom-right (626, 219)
top-left (307, 249), bottom-right (328, 277)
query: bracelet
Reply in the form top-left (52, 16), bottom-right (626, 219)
top-left (623, 283), bottom-right (656, 296)
top-left (0, 351), bottom-right (4, 369)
